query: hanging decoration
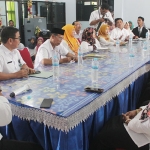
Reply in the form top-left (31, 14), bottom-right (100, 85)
top-left (27, 0), bottom-right (32, 19)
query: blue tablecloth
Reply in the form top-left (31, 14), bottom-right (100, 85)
top-left (1, 45), bottom-right (150, 150)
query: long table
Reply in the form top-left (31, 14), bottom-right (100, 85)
top-left (1, 44), bottom-right (150, 150)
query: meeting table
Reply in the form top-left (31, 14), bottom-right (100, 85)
top-left (0, 42), bottom-right (150, 150)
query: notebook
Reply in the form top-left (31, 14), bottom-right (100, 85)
top-left (29, 71), bottom-right (53, 79)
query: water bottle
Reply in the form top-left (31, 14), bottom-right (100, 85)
top-left (129, 53), bottom-right (134, 67)
top-left (146, 32), bottom-right (150, 55)
top-left (91, 58), bottom-right (99, 86)
top-left (128, 34), bottom-right (132, 51)
top-left (146, 32), bottom-right (149, 40)
top-left (52, 55), bottom-right (59, 81)
top-left (142, 41), bottom-right (148, 59)
top-left (78, 47), bottom-right (83, 66)
top-left (116, 38), bottom-right (120, 52)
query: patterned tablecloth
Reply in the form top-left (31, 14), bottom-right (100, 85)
top-left (1, 44), bottom-right (150, 132)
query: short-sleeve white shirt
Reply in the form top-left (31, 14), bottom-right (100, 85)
top-left (34, 39), bottom-right (69, 69)
top-left (0, 45), bottom-right (25, 73)
top-left (89, 8), bottom-right (113, 29)
top-left (74, 30), bottom-right (83, 42)
top-left (0, 96), bottom-right (12, 140)
top-left (110, 27), bottom-right (130, 41)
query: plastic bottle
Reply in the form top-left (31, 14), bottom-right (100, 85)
top-left (142, 41), bottom-right (148, 59)
top-left (128, 34), bottom-right (132, 51)
top-left (91, 58), bottom-right (99, 86)
top-left (116, 38), bottom-right (120, 52)
top-left (78, 46), bottom-right (83, 66)
top-left (52, 55), bottom-right (59, 81)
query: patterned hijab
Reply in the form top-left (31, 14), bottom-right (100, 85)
top-left (62, 24), bottom-right (79, 55)
top-left (98, 24), bottom-right (110, 41)
top-left (82, 27), bottom-right (96, 46)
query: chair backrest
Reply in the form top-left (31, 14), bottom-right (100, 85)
top-left (18, 47), bottom-right (34, 69)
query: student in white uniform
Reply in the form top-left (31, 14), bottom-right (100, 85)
top-left (81, 27), bottom-right (101, 53)
top-left (72, 21), bottom-right (83, 43)
top-left (0, 27), bottom-right (35, 81)
top-left (89, 3), bottom-right (114, 31)
top-left (110, 18), bottom-right (130, 41)
top-left (34, 28), bottom-right (77, 69)
top-left (89, 104), bottom-right (150, 150)
top-left (0, 90), bottom-right (43, 150)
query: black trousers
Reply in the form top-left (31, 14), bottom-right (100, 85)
top-left (0, 138), bottom-right (43, 150)
top-left (137, 80), bottom-right (150, 108)
top-left (89, 116), bottom-right (149, 150)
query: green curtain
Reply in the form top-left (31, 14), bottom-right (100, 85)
top-left (6, 1), bottom-right (16, 26)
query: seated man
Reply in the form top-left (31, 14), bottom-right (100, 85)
top-left (0, 27), bottom-right (35, 81)
top-left (89, 105), bottom-right (150, 150)
top-left (132, 16), bottom-right (148, 39)
top-left (72, 21), bottom-right (83, 43)
top-left (0, 90), bottom-right (43, 150)
top-left (110, 18), bottom-right (130, 41)
top-left (34, 28), bottom-right (77, 69)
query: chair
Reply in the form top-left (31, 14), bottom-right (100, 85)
top-left (18, 47), bottom-right (34, 69)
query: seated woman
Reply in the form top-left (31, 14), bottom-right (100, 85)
top-left (98, 24), bottom-right (115, 46)
top-left (61, 24), bottom-right (80, 55)
top-left (80, 27), bottom-right (101, 53)
top-left (128, 21), bottom-right (134, 30)
top-left (35, 37), bottom-right (44, 53)
top-left (124, 21), bottom-right (134, 37)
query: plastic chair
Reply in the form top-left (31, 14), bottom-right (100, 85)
top-left (18, 47), bottom-right (34, 69)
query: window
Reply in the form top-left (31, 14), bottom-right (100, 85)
top-left (6, 1), bottom-right (16, 26)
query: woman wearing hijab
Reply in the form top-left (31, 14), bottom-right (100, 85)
top-left (124, 22), bottom-right (134, 37)
top-left (128, 21), bottom-right (134, 30)
top-left (98, 24), bottom-right (115, 46)
top-left (80, 27), bottom-right (101, 53)
top-left (61, 24), bottom-right (80, 55)
top-left (35, 37), bottom-right (44, 52)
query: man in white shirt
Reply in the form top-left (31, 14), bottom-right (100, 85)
top-left (89, 105), bottom-right (150, 150)
top-left (89, 3), bottom-right (114, 31)
top-left (0, 27), bottom-right (35, 81)
top-left (34, 28), bottom-right (77, 69)
top-left (72, 21), bottom-right (83, 43)
top-left (110, 18), bottom-right (130, 41)
top-left (0, 90), bottom-right (43, 150)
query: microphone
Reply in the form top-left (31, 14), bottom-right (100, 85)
top-left (10, 84), bottom-right (30, 98)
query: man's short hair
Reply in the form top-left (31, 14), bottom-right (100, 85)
top-left (72, 21), bottom-right (79, 25)
top-left (138, 16), bottom-right (144, 21)
top-left (1, 27), bottom-right (19, 44)
top-left (9, 20), bottom-right (14, 23)
top-left (101, 3), bottom-right (110, 10)
top-left (115, 18), bottom-right (123, 24)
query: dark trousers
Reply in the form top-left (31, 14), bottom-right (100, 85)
top-left (137, 80), bottom-right (150, 108)
top-left (89, 116), bottom-right (149, 150)
top-left (0, 138), bottom-right (43, 150)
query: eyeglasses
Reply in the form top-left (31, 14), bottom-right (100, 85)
top-left (10, 37), bottom-right (21, 40)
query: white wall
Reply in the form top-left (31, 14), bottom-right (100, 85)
top-left (114, 0), bottom-right (150, 28)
